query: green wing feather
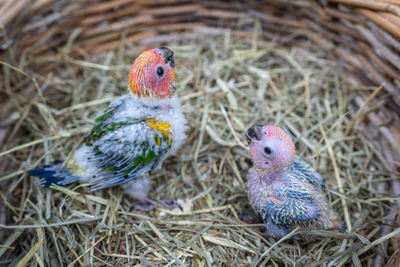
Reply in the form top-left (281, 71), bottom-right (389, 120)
top-left (85, 117), bottom-right (173, 190)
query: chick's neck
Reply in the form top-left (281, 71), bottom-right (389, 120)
top-left (252, 164), bottom-right (287, 178)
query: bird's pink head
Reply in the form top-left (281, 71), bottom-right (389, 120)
top-left (246, 125), bottom-right (295, 173)
top-left (128, 47), bottom-right (177, 98)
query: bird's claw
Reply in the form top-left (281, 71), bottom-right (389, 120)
top-left (133, 200), bottom-right (155, 211)
top-left (161, 199), bottom-right (180, 209)
top-left (241, 214), bottom-right (257, 224)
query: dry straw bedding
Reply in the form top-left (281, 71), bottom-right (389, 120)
top-left (0, 0), bottom-right (400, 266)
top-left (0, 34), bottom-right (397, 266)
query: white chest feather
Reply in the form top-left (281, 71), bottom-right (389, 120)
top-left (115, 94), bottom-right (188, 156)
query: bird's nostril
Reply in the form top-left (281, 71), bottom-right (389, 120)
top-left (264, 146), bottom-right (272, 155)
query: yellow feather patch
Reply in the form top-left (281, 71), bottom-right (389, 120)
top-left (154, 134), bottom-right (161, 146)
top-left (66, 159), bottom-right (85, 173)
top-left (148, 118), bottom-right (172, 139)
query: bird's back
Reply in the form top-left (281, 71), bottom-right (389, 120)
top-left (287, 156), bottom-right (326, 191)
top-left (284, 158), bottom-right (332, 228)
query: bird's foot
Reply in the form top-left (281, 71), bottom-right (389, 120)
top-left (133, 199), bottom-right (155, 211)
top-left (161, 199), bottom-right (180, 210)
top-left (264, 221), bottom-right (298, 240)
top-left (262, 227), bottom-right (303, 241)
top-left (241, 214), bottom-right (256, 224)
top-left (241, 214), bottom-right (267, 233)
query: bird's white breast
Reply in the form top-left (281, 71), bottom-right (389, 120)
top-left (118, 94), bottom-right (188, 157)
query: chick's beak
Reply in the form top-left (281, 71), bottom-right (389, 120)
top-left (246, 125), bottom-right (264, 144)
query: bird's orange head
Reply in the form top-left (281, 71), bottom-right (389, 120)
top-left (128, 47), bottom-right (177, 98)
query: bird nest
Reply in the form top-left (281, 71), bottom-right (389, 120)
top-left (1, 1), bottom-right (399, 266)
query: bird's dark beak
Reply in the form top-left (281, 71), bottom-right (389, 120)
top-left (246, 125), bottom-right (264, 144)
top-left (158, 47), bottom-right (175, 68)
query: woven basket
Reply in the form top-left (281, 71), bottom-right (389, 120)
top-left (1, 1), bottom-right (399, 112)
top-left (1, 0), bottom-right (400, 266)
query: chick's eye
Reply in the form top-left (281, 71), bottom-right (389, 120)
top-left (264, 146), bottom-right (272, 155)
top-left (157, 66), bottom-right (165, 77)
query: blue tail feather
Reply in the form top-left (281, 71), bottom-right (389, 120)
top-left (28, 164), bottom-right (79, 187)
top-left (28, 168), bottom-right (56, 177)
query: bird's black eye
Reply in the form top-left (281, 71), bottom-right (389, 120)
top-left (264, 146), bottom-right (272, 155)
top-left (157, 66), bottom-right (165, 77)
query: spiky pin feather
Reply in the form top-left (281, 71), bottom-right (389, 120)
top-left (29, 47), bottom-right (188, 203)
top-left (246, 125), bottom-right (333, 238)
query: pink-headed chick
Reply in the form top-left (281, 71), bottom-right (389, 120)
top-left (246, 125), bottom-right (333, 238)
top-left (29, 47), bottom-right (188, 210)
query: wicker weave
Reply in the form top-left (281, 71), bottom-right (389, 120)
top-left (1, 0), bottom-right (400, 266)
